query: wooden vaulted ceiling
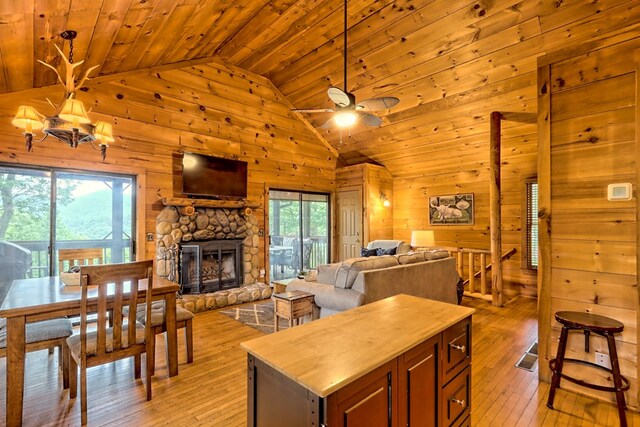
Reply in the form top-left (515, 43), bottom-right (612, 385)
top-left (0, 0), bottom-right (628, 174)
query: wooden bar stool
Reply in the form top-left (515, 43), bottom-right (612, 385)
top-left (547, 311), bottom-right (629, 427)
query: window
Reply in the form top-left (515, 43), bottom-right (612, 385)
top-left (269, 190), bottom-right (330, 280)
top-left (0, 165), bottom-right (136, 289)
top-left (523, 178), bottom-right (538, 270)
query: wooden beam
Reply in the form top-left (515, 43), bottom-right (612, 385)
top-left (489, 111), bottom-right (503, 307)
top-left (635, 49), bottom-right (640, 407)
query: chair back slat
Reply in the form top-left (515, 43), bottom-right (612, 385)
top-left (79, 261), bottom-right (154, 359)
top-left (59, 248), bottom-right (104, 274)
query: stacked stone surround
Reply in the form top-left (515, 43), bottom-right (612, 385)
top-left (155, 205), bottom-right (271, 311)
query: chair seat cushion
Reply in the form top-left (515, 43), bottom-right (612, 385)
top-left (67, 324), bottom-right (145, 356)
top-left (123, 301), bottom-right (194, 327)
top-left (0, 318), bottom-right (73, 349)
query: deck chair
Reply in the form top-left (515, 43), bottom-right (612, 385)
top-left (67, 260), bottom-right (154, 425)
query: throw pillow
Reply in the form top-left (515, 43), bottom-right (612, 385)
top-left (360, 247), bottom-right (378, 257)
top-left (376, 247), bottom-right (397, 256)
top-left (304, 270), bottom-right (318, 282)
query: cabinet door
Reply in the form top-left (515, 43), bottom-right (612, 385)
top-left (398, 334), bottom-right (440, 427)
top-left (326, 360), bottom-right (396, 427)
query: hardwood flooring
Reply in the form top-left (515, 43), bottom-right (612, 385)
top-left (0, 296), bottom-right (638, 426)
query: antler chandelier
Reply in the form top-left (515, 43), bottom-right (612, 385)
top-left (12, 30), bottom-right (113, 160)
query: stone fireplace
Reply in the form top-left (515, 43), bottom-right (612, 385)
top-left (155, 205), bottom-right (262, 293)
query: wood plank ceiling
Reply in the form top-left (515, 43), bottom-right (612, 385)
top-left (0, 0), bottom-right (634, 175)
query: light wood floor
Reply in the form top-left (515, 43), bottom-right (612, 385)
top-left (1, 296), bottom-right (638, 426)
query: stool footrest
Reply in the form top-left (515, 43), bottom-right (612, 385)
top-left (549, 358), bottom-right (630, 394)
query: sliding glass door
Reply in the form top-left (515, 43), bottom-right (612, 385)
top-left (0, 164), bottom-right (135, 303)
top-left (269, 190), bottom-right (330, 280)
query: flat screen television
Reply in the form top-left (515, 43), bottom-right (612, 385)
top-left (182, 152), bottom-right (248, 198)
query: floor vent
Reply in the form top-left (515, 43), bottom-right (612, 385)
top-left (515, 341), bottom-right (538, 371)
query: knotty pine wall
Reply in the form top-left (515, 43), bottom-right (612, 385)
top-left (0, 60), bottom-right (337, 268)
top-left (538, 37), bottom-right (640, 408)
top-left (387, 1), bottom-right (640, 299)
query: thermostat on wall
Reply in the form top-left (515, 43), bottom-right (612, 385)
top-left (607, 183), bottom-right (633, 201)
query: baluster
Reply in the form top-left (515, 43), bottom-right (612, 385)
top-left (468, 252), bottom-right (475, 294)
top-left (480, 253), bottom-right (487, 296)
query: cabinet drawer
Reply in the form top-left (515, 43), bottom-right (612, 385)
top-left (442, 317), bottom-right (471, 384)
top-left (441, 365), bottom-right (470, 427)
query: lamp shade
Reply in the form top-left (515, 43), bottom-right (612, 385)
top-left (94, 121), bottom-right (115, 143)
top-left (12, 106), bottom-right (44, 132)
top-left (411, 230), bottom-right (435, 248)
top-left (59, 98), bottom-right (91, 124)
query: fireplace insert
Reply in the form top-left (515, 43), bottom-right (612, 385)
top-left (180, 239), bottom-right (243, 294)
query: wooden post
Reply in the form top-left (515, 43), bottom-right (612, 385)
top-left (480, 253), bottom-right (487, 296)
top-left (468, 252), bottom-right (475, 294)
top-left (537, 64), bottom-right (552, 382)
top-left (490, 111), bottom-right (504, 307)
top-left (456, 251), bottom-right (463, 278)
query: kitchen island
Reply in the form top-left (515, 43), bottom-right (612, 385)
top-left (241, 293), bottom-right (475, 427)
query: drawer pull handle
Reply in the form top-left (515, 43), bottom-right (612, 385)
top-left (450, 343), bottom-right (466, 353)
top-left (450, 397), bottom-right (465, 407)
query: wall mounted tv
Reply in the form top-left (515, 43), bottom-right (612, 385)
top-left (182, 152), bottom-right (248, 198)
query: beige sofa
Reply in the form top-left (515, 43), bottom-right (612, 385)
top-left (286, 247), bottom-right (460, 318)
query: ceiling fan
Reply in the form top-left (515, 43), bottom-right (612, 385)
top-left (291, 0), bottom-right (399, 129)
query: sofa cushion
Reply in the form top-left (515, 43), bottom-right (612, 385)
top-left (360, 247), bottom-right (378, 257)
top-left (334, 255), bottom-right (399, 289)
top-left (422, 249), bottom-right (450, 260)
top-left (286, 280), bottom-right (364, 312)
top-left (396, 252), bottom-right (425, 265)
top-left (317, 262), bottom-right (341, 284)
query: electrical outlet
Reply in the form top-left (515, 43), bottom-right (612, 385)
top-left (259, 269), bottom-right (266, 277)
top-left (595, 351), bottom-right (611, 369)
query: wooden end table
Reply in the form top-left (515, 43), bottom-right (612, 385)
top-left (273, 290), bottom-right (315, 332)
top-left (271, 277), bottom-right (294, 294)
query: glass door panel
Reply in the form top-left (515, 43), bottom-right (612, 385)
top-left (54, 172), bottom-right (134, 274)
top-left (0, 167), bottom-right (51, 303)
top-left (269, 190), bottom-right (330, 281)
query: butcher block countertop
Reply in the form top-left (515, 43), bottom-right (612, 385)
top-left (241, 294), bottom-right (475, 398)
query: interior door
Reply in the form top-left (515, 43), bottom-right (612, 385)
top-left (336, 188), bottom-right (361, 261)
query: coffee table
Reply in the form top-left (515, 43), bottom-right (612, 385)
top-left (273, 290), bottom-right (315, 331)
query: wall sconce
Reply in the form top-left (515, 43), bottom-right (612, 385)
top-left (380, 191), bottom-right (391, 207)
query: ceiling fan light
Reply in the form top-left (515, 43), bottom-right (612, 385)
top-left (335, 111), bottom-right (357, 127)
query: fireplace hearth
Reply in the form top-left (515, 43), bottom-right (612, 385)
top-left (180, 239), bottom-right (243, 294)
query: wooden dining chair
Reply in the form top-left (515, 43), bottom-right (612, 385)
top-left (67, 260), bottom-right (155, 425)
top-left (58, 248), bottom-right (104, 274)
top-left (125, 301), bottom-right (194, 374)
top-left (0, 317), bottom-right (73, 388)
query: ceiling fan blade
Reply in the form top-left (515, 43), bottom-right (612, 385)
top-left (355, 97), bottom-right (400, 111)
top-left (328, 86), bottom-right (354, 107)
top-left (291, 108), bottom-right (335, 113)
top-left (359, 113), bottom-right (383, 127)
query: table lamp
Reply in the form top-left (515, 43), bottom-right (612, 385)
top-left (411, 230), bottom-right (435, 250)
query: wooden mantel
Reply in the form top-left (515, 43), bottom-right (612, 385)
top-left (162, 197), bottom-right (261, 209)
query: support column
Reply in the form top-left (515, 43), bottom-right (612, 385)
top-left (490, 111), bottom-right (504, 307)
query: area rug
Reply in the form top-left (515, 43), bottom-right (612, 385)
top-left (218, 300), bottom-right (290, 334)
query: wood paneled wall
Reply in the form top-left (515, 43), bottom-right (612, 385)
top-left (336, 163), bottom-right (393, 246)
top-left (378, 1), bottom-right (640, 299)
top-left (538, 37), bottom-right (640, 408)
top-left (0, 60), bottom-right (337, 266)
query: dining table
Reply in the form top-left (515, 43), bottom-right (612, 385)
top-left (0, 275), bottom-right (180, 427)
